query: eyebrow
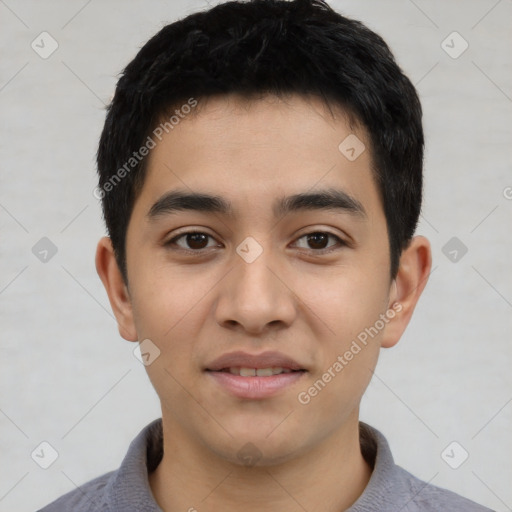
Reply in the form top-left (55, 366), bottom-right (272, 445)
top-left (146, 187), bottom-right (367, 221)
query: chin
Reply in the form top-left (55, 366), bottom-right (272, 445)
top-left (206, 426), bottom-right (311, 468)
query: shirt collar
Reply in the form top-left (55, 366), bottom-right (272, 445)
top-left (106, 418), bottom-right (398, 511)
top-left (108, 418), bottom-right (164, 511)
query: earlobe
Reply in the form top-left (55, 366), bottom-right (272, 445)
top-left (381, 235), bottom-right (432, 349)
top-left (95, 236), bottom-right (138, 342)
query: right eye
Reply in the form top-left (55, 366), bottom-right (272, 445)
top-left (165, 231), bottom-right (221, 252)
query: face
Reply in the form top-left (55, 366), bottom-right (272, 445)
top-left (119, 94), bottom-right (403, 465)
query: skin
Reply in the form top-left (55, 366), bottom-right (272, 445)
top-left (96, 94), bottom-right (431, 512)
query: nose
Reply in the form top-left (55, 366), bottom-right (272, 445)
top-left (214, 247), bottom-right (297, 336)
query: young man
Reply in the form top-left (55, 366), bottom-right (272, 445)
top-left (40, 0), bottom-right (493, 510)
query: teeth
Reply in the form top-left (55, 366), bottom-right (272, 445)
top-left (227, 367), bottom-right (293, 376)
top-left (255, 368), bottom-right (274, 377)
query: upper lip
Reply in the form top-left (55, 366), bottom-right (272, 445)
top-left (205, 351), bottom-right (306, 371)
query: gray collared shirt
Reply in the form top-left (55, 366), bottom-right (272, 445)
top-left (38, 418), bottom-right (494, 511)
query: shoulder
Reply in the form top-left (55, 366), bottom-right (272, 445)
top-left (37, 470), bottom-right (115, 511)
top-left (353, 423), bottom-right (494, 512)
top-left (36, 418), bottom-right (163, 512)
top-left (393, 465), bottom-right (495, 512)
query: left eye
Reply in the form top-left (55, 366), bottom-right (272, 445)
top-left (167, 231), bottom-right (344, 253)
top-left (293, 232), bottom-right (344, 251)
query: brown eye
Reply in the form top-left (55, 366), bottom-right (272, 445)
top-left (167, 232), bottom-right (217, 251)
top-left (184, 233), bottom-right (209, 249)
top-left (306, 232), bottom-right (329, 249)
top-left (293, 231), bottom-right (345, 252)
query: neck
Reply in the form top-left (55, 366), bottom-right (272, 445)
top-left (149, 410), bottom-right (373, 512)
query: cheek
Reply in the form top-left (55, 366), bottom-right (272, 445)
top-left (132, 295), bottom-right (207, 414)
top-left (130, 262), bottom-right (209, 338)
top-left (297, 265), bottom-right (389, 339)
top-left (298, 280), bottom-right (384, 416)
top-left (129, 266), bottom-right (218, 381)
top-left (294, 268), bottom-right (387, 396)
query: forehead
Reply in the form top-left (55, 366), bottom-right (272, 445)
top-left (133, 94), bottom-right (382, 222)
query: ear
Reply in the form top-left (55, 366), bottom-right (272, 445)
top-left (95, 236), bottom-right (138, 342)
top-left (380, 235), bottom-right (432, 349)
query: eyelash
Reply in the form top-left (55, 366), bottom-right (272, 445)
top-left (164, 230), bottom-right (347, 255)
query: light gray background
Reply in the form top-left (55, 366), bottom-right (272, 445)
top-left (1, 0), bottom-right (511, 510)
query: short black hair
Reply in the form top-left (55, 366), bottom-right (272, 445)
top-left (97, 0), bottom-right (423, 283)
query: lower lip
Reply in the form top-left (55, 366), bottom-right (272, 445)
top-left (206, 370), bottom-right (307, 399)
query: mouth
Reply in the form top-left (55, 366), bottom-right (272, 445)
top-left (205, 350), bottom-right (307, 373)
top-left (209, 367), bottom-right (304, 377)
top-left (205, 370), bottom-right (307, 399)
top-left (204, 351), bottom-right (308, 399)
top-left (204, 350), bottom-right (308, 399)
